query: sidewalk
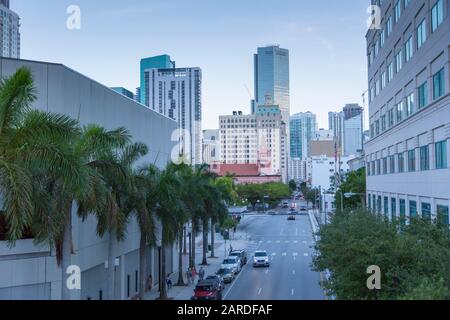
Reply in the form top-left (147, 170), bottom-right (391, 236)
top-left (144, 221), bottom-right (251, 300)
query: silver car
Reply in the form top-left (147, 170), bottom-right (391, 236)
top-left (253, 250), bottom-right (270, 267)
top-left (221, 256), bottom-right (241, 274)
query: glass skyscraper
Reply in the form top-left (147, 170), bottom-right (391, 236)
top-left (253, 45), bottom-right (290, 123)
top-left (139, 55), bottom-right (175, 104)
top-left (290, 112), bottom-right (317, 159)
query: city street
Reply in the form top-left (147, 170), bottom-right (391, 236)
top-left (224, 202), bottom-right (325, 300)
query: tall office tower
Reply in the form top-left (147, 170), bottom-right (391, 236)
top-left (140, 55), bottom-right (175, 105)
top-left (0, 0), bottom-right (20, 58)
top-left (365, 0), bottom-right (449, 226)
top-left (344, 111), bottom-right (363, 156)
top-left (290, 112), bottom-right (317, 159)
top-left (144, 66), bottom-right (202, 165)
top-left (254, 45), bottom-right (290, 123)
top-left (328, 111), bottom-right (345, 155)
top-left (254, 45), bottom-right (290, 181)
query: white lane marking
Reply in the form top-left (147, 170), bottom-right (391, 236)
top-left (282, 252), bottom-right (287, 256)
top-left (259, 241), bottom-right (263, 244)
top-left (303, 253), bottom-right (309, 257)
top-left (292, 270), bottom-right (296, 275)
top-left (271, 252), bottom-right (276, 256)
top-left (291, 289), bottom-right (295, 296)
top-left (276, 240), bottom-right (281, 244)
top-left (265, 269), bottom-right (270, 274)
top-left (267, 240), bottom-right (272, 244)
top-left (293, 240), bottom-right (298, 244)
top-left (258, 288), bottom-right (262, 295)
top-left (293, 252), bottom-right (298, 257)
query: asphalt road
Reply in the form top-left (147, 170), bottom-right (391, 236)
top-left (223, 201), bottom-right (325, 300)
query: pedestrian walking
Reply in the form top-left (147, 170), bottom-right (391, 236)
top-left (186, 268), bottom-right (192, 284)
top-left (191, 268), bottom-right (197, 283)
top-left (199, 267), bottom-right (205, 281)
top-left (146, 275), bottom-right (152, 292)
top-left (166, 275), bottom-right (173, 290)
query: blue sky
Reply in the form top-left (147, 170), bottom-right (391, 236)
top-left (14, 0), bottom-right (370, 129)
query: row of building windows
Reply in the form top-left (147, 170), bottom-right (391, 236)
top-left (370, 67), bottom-right (446, 139)
top-left (368, 0), bottom-right (442, 68)
top-left (369, 0), bottom-right (445, 107)
top-left (367, 194), bottom-right (449, 226)
top-left (367, 140), bottom-right (447, 176)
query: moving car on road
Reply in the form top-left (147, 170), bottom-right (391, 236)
top-left (221, 256), bottom-right (241, 274)
top-left (216, 268), bottom-right (235, 283)
top-left (229, 249), bottom-right (248, 266)
top-left (288, 215), bottom-right (296, 221)
top-left (299, 206), bottom-right (308, 214)
top-left (191, 280), bottom-right (223, 300)
top-left (253, 250), bottom-right (270, 267)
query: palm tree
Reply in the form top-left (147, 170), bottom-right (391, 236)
top-left (141, 162), bottom-right (183, 300)
top-left (0, 67), bottom-right (81, 243)
top-left (85, 141), bottom-right (148, 300)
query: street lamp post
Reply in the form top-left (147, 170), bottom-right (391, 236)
top-left (188, 232), bottom-right (192, 269)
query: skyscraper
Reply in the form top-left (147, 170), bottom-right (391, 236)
top-left (290, 112), bottom-right (317, 159)
top-left (253, 45), bottom-right (290, 123)
top-left (0, 0), bottom-right (20, 59)
top-left (140, 55), bottom-right (175, 105)
top-left (254, 45), bottom-right (290, 182)
top-left (144, 66), bottom-right (202, 165)
top-left (329, 104), bottom-right (363, 156)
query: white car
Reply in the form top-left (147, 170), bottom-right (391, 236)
top-left (221, 256), bottom-right (241, 274)
top-left (253, 250), bottom-right (270, 267)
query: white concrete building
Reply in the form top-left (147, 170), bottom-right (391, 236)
top-left (219, 107), bottom-right (285, 177)
top-left (288, 158), bottom-right (312, 183)
top-left (0, 0), bottom-right (20, 59)
top-left (202, 129), bottom-right (220, 164)
top-left (310, 155), bottom-right (352, 192)
top-left (144, 67), bottom-right (202, 165)
top-left (365, 0), bottom-right (449, 226)
top-left (0, 58), bottom-right (177, 300)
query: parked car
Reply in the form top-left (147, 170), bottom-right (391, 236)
top-left (216, 268), bottom-right (235, 283)
top-left (229, 249), bottom-right (248, 266)
top-left (221, 256), bottom-right (241, 274)
top-left (288, 215), bottom-right (296, 221)
top-left (299, 206), bottom-right (308, 214)
top-left (205, 275), bottom-right (225, 291)
top-left (253, 250), bottom-right (270, 267)
top-left (191, 280), bottom-right (222, 300)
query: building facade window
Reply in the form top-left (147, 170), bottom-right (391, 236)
top-left (383, 157), bottom-right (388, 174)
top-left (417, 19), bottom-right (427, 49)
top-left (390, 155), bottom-right (396, 173)
top-left (406, 93), bottom-right (414, 116)
top-left (418, 81), bottom-right (428, 108)
top-left (420, 145), bottom-right (429, 171)
top-left (421, 202), bottom-right (431, 221)
top-left (395, 1), bottom-right (402, 23)
top-left (384, 197), bottom-right (389, 217)
top-left (435, 140), bottom-right (447, 169)
top-left (400, 199), bottom-right (406, 224)
top-left (408, 149), bottom-right (416, 172)
top-left (396, 102), bottom-right (404, 122)
top-left (409, 200), bottom-right (417, 218)
top-left (405, 36), bottom-right (413, 62)
top-left (437, 205), bottom-right (449, 227)
top-left (398, 153), bottom-right (405, 172)
top-left (395, 51), bottom-right (403, 73)
top-left (391, 198), bottom-right (397, 221)
top-left (433, 68), bottom-right (445, 100)
top-left (431, 0), bottom-right (444, 32)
